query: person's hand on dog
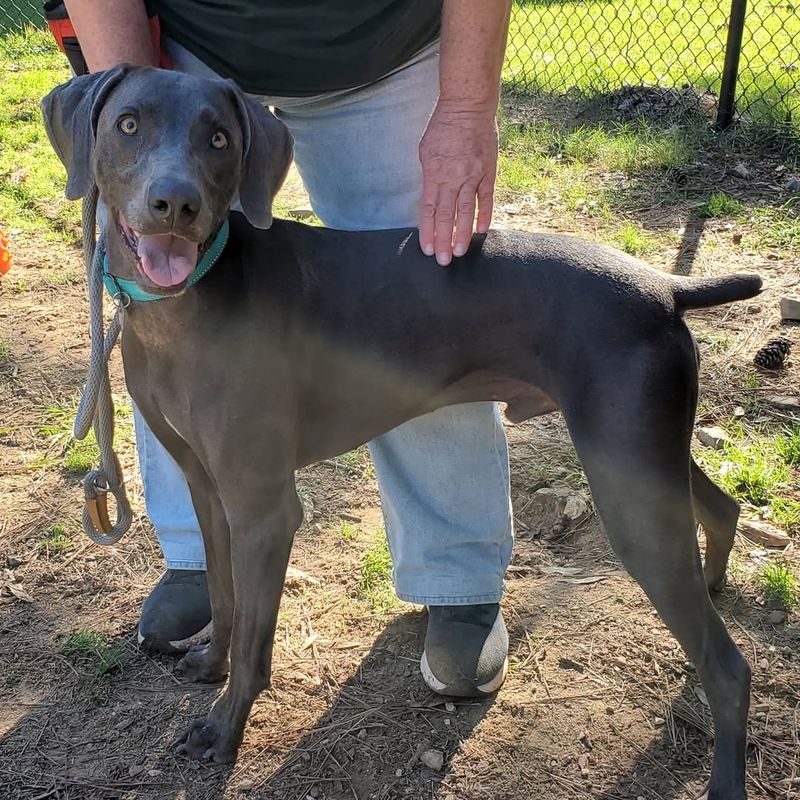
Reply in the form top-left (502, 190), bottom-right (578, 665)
top-left (418, 102), bottom-right (498, 268)
top-left (417, 1), bottom-right (510, 267)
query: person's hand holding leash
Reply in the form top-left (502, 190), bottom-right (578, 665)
top-left (418, 0), bottom-right (512, 267)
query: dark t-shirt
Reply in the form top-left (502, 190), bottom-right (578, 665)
top-left (149, 0), bottom-right (443, 96)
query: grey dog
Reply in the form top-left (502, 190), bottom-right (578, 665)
top-left (41, 66), bottom-right (759, 798)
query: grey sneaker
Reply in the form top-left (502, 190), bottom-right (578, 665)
top-left (137, 569), bottom-right (212, 654)
top-left (420, 603), bottom-right (508, 697)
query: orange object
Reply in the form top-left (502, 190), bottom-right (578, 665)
top-left (0, 229), bottom-right (11, 276)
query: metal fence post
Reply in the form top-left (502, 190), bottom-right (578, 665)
top-left (716, 0), bottom-right (748, 129)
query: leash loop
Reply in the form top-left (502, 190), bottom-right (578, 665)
top-left (74, 186), bottom-right (133, 545)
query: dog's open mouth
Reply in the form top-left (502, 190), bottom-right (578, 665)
top-left (118, 213), bottom-right (199, 289)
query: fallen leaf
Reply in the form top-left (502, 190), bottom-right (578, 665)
top-left (7, 583), bottom-right (33, 603)
top-left (285, 566), bottom-right (321, 587)
top-left (693, 685), bottom-right (709, 707)
top-left (540, 566), bottom-right (582, 576)
top-left (420, 749), bottom-right (444, 770)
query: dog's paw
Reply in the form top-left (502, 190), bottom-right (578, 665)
top-left (172, 715), bottom-right (238, 763)
top-left (175, 644), bottom-right (229, 684)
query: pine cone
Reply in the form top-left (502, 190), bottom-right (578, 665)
top-left (754, 336), bottom-right (792, 369)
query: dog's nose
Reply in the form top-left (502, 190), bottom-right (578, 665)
top-left (147, 178), bottom-right (201, 225)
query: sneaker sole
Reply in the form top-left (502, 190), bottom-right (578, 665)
top-left (137, 620), bottom-right (213, 654)
top-left (420, 650), bottom-right (508, 697)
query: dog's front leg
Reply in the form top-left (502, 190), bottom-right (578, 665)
top-left (175, 475), bottom-right (302, 763)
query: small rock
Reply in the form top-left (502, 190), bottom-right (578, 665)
top-left (563, 492), bottom-right (589, 520)
top-left (732, 231), bottom-right (743, 245)
top-left (577, 753), bottom-right (590, 776)
top-left (147, 770), bottom-right (162, 777)
top-left (239, 780), bottom-right (254, 792)
top-left (759, 658), bottom-right (769, 669)
top-left (781, 297), bottom-right (800, 321)
top-left (444, 702), bottom-right (455, 713)
top-left (5, 556), bottom-right (23, 569)
top-left (444, 718), bottom-right (451, 726)
top-left (128, 764), bottom-right (145, 777)
top-left (654, 717), bottom-right (666, 726)
top-left (738, 518), bottom-right (790, 548)
top-left (768, 609), bottom-right (787, 624)
top-left (696, 426), bottom-right (731, 450)
top-left (526, 487), bottom-right (589, 536)
top-left (733, 406), bottom-right (746, 417)
top-left (730, 161), bottom-right (752, 179)
top-left (420, 749), bottom-right (444, 771)
top-left (395, 768), bottom-right (403, 777)
top-left (766, 395), bottom-right (800, 413)
top-left (786, 176), bottom-right (800, 194)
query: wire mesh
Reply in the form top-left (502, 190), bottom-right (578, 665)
top-left (0, 0), bottom-right (798, 132)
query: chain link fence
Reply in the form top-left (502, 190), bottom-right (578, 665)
top-left (2, 0), bottom-right (799, 134)
top-left (505, 0), bottom-right (798, 133)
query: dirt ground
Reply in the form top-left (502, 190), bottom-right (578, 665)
top-left (1, 145), bottom-right (799, 800)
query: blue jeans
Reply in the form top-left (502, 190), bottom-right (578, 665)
top-left (132, 37), bottom-right (514, 605)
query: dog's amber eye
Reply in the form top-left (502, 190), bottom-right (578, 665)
top-left (211, 130), bottom-right (229, 150)
top-left (117, 115), bottom-right (138, 135)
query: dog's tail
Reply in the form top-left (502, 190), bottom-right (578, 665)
top-left (672, 273), bottom-right (763, 310)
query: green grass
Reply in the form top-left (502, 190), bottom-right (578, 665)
top-left (38, 521), bottom-right (72, 554)
top-left (775, 426), bottom-right (800, 467)
top-left (698, 430), bottom-right (791, 508)
top-left (63, 630), bottom-right (127, 676)
top-left (0, 30), bottom-right (74, 237)
top-left (505, 0), bottom-right (800, 130)
top-left (63, 438), bottom-right (100, 474)
top-left (750, 201), bottom-right (800, 251)
top-left (358, 533), bottom-right (396, 612)
top-left (697, 192), bottom-right (744, 219)
top-left (759, 561), bottom-right (798, 609)
top-left (42, 268), bottom-right (82, 287)
top-left (496, 116), bottom-right (697, 223)
top-left (697, 419), bottom-right (800, 535)
top-left (335, 447), bottom-right (375, 481)
top-left (339, 521), bottom-right (359, 542)
top-left (769, 497), bottom-right (800, 535)
top-left (35, 397), bottom-right (134, 474)
top-left (613, 222), bottom-right (651, 255)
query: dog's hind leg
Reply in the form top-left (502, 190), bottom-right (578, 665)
top-left (563, 389), bottom-right (750, 799)
top-left (691, 458), bottom-right (740, 592)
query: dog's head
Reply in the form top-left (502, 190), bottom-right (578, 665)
top-left (41, 66), bottom-right (293, 293)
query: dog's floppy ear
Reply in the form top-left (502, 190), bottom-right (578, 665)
top-left (228, 83), bottom-right (294, 229)
top-left (40, 66), bottom-right (130, 200)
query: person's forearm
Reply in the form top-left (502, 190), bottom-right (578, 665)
top-left (63, 0), bottom-right (156, 71)
top-left (437, 0), bottom-right (512, 113)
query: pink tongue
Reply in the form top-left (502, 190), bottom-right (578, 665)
top-left (137, 234), bottom-right (199, 287)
